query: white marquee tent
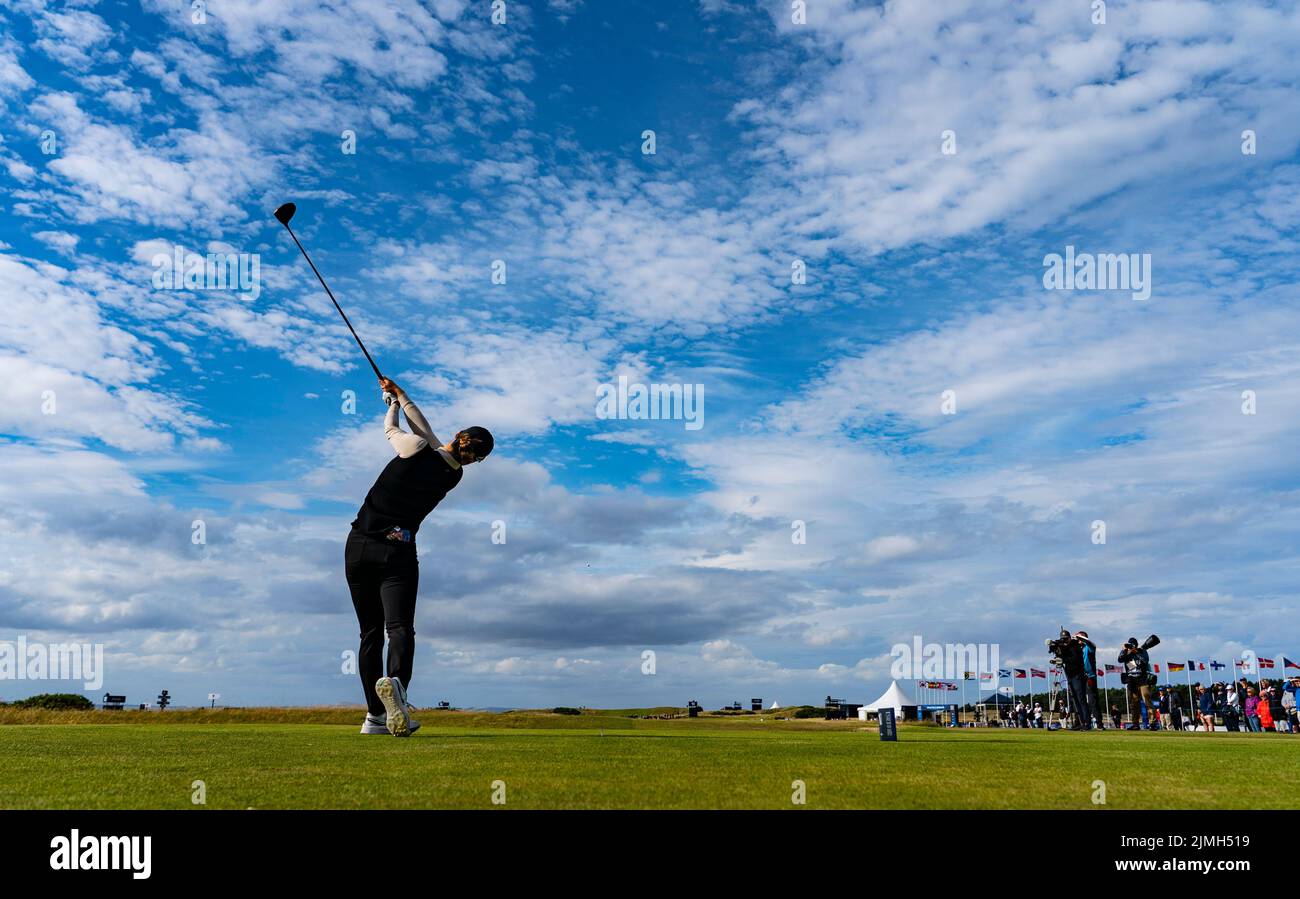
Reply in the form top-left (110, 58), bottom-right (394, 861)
top-left (858, 680), bottom-right (918, 720)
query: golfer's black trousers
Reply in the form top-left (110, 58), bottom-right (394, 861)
top-left (345, 529), bottom-right (418, 717)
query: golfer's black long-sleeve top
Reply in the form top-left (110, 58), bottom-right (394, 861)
top-left (351, 397), bottom-right (462, 541)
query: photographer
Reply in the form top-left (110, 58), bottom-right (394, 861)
top-left (1119, 636), bottom-right (1159, 729)
top-left (1075, 631), bottom-right (1103, 729)
top-left (1055, 630), bottom-right (1096, 730)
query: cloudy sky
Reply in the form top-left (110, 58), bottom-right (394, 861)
top-left (2, 0), bottom-right (1299, 709)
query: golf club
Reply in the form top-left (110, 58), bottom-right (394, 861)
top-left (273, 202), bottom-right (391, 402)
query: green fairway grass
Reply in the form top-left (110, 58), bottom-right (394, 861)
top-left (2, 710), bottom-right (1297, 809)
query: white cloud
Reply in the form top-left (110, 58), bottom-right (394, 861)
top-left (32, 229), bottom-right (77, 254)
top-left (737, 0), bottom-right (1300, 254)
top-left (0, 39), bottom-right (34, 96)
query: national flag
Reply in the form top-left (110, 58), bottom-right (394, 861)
top-left (964, 671), bottom-right (976, 680)
top-left (1154, 664), bottom-right (1161, 673)
top-left (1210, 660), bottom-right (1225, 670)
top-left (1014, 669), bottom-right (1027, 679)
top-left (997, 669), bottom-right (1011, 678)
top-left (1167, 662), bottom-right (1186, 672)
top-left (1031, 668), bottom-right (1046, 678)
top-left (1234, 659), bottom-right (1243, 668)
top-left (1285, 657), bottom-right (1298, 670)
top-left (1105, 664), bottom-right (1121, 674)
top-left (946, 683), bottom-right (958, 691)
top-left (1187, 660), bottom-right (1197, 670)
top-left (1259, 658), bottom-right (1276, 669)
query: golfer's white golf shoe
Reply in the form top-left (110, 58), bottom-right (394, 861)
top-left (359, 711), bottom-right (419, 735)
top-left (360, 713), bottom-right (388, 735)
top-left (375, 676), bottom-right (412, 736)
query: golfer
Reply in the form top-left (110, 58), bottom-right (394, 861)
top-left (346, 377), bottom-right (493, 736)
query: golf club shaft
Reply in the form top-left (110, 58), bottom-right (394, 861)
top-left (282, 225), bottom-right (383, 381)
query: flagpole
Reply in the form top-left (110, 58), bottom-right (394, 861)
top-left (991, 672), bottom-right (997, 724)
top-left (1100, 668), bottom-right (1108, 726)
top-left (1026, 670), bottom-right (1032, 724)
top-left (1185, 666), bottom-right (1193, 729)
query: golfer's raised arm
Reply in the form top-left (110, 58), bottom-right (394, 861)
top-left (398, 394), bottom-right (437, 444)
top-left (384, 400), bottom-right (427, 458)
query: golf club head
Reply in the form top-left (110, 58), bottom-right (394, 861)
top-left (273, 202), bottom-right (297, 226)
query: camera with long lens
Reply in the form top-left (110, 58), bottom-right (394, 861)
top-left (1045, 627), bottom-right (1073, 663)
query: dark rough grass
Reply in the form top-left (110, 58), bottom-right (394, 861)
top-left (2, 713), bottom-right (1296, 809)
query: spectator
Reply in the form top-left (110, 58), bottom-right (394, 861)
top-left (1285, 677), bottom-right (1300, 733)
top-left (1033, 702), bottom-right (1043, 728)
top-left (1265, 679), bottom-right (1290, 734)
top-left (1258, 681), bottom-right (1278, 732)
top-left (1244, 687), bottom-right (1262, 732)
top-left (1223, 683), bottom-right (1241, 731)
top-left (1196, 685), bottom-right (1215, 732)
top-left (1110, 704), bottom-right (1122, 729)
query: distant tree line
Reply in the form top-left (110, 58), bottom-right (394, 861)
top-left (2, 693), bottom-right (95, 710)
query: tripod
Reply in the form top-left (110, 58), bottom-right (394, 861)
top-left (1047, 661), bottom-right (1067, 728)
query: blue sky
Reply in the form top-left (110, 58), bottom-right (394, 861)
top-left (2, 0), bottom-right (1299, 709)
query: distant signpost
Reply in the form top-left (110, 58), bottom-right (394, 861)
top-left (879, 707), bottom-right (898, 741)
top-left (208, 692), bottom-right (220, 709)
